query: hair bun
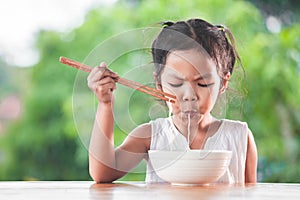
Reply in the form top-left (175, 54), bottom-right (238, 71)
top-left (161, 21), bottom-right (174, 27)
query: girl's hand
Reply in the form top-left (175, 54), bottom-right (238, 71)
top-left (87, 62), bottom-right (119, 104)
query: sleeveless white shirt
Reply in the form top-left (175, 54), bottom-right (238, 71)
top-left (145, 117), bottom-right (249, 184)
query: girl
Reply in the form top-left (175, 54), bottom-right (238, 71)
top-left (87, 18), bottom-right (257, 184)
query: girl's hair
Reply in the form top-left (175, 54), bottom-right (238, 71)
top-left (151, 18), bottom-right (241, 84)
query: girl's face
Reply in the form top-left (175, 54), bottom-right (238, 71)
top-left (160, 49), bottom-right (228, 123)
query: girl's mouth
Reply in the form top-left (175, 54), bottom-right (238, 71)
top-left (182, 110), bottom-right (199, 118)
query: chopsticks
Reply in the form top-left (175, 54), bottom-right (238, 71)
top-left (59, 57), bottom-right (176, 103)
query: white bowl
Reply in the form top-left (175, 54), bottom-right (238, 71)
top-left (148, 150), bottom-right (232, 185)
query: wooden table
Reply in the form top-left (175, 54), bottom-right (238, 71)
top-left (0, 181), bottom-right (299, 199)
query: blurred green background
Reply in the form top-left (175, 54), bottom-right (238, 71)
top-left (0, 0), bottom-right (300, 182)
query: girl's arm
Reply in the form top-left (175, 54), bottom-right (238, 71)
top-left (89, 102), bottom-right (121, 183)
top-left (88, 64), bottom-right (150, 183)
top-left (245, 129), bottom-right (258, 183)
top-left (89, 105), bottom-right (151, 183)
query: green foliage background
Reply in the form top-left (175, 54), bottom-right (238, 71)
top-left (0, 0), bottom-right (300, 182)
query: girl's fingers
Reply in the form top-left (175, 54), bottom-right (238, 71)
top-left (92, 80), bottom-right (117, 98)
top-left (88, 67), bottom-right (103, 82)
top-left (99, 62), bottom-right (107, 68)
top-left (87, 62), bottom-right (119, 102)
top-left (101, 70), bottom-right (118, 80)
top-left (98, 82), bottom-right (117, 92)
top-left (89, 76), bottom-right (116, 92)
top-left (97, 76), bottom-right (117, 86)
top-left (88, 66), bottom-right (118, 83)
top-left (98, 62), bottom-right (119, 79)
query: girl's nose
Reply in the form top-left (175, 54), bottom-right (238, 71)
top-left (182, 85), bottom-right (197, 102)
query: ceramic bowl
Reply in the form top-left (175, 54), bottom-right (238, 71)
top-left (148, 150), bottom-right (232, 185)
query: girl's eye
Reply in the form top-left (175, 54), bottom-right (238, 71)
top-left (169, 83), bottom-right (183, 87)
top-left (198, 83), bottom-right (214, 87)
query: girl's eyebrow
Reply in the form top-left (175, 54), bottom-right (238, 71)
top-left (167, 73), bottom-right (185, 80)
top-left (193, 73), bottom-right (212, 80)
top-left (166, 72), bottom-right (212, 81)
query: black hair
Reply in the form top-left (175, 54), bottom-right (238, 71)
top-left (151, 18), bottom-right (241, 84)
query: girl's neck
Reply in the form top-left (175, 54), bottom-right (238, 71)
top-left (171, 114), bottom-right (222, 149)
top-left (172, 113), bottom-right (216, 138)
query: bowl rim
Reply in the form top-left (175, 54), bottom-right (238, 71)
top-left (148, 149), bottom-right (232, 154)
top-left (148, 150), bottom-right (232, 159)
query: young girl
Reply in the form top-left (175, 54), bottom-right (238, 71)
top-left (87, 18), bottom-right (257, 184)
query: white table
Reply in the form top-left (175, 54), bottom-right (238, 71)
top-left (0, 181), bottom-right (299, 199)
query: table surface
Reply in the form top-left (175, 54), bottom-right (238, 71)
top-left (0, 181), bottom-right (299, 200)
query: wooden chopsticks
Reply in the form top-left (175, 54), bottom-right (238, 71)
top-left (59, 57), bottom-right (176, 103)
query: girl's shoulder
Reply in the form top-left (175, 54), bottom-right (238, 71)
top-left (131, 122), bottom-right (152, 135)
top-left (220, 119), bottom-right (249, 131)
top-left (206, 119), bottom-right (249, 152)
top-left (215, 119), bottom-right (250, 141)
top-left (130, 117), bottom-right (170, 139)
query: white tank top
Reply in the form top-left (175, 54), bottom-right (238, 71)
top-left (145, 117), bottom-right (248, 184)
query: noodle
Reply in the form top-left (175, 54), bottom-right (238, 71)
top-left (187, 113), bottom-right (191, 150)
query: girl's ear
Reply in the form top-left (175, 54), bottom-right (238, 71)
top-left (153, 72), bottom-right (163, 91)
top-left (156, 82), bottom-right (163, 91)
top-left (219, 72), bottom-right (231, 94)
